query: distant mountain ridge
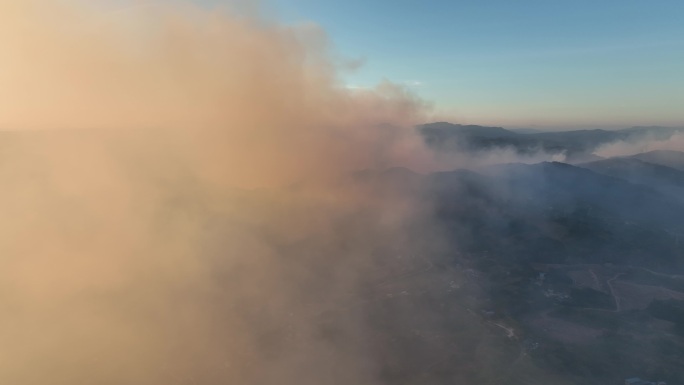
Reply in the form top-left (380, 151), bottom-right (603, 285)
top-left (418, 122), bottom-right (684, 160)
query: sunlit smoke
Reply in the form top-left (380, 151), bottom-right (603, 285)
top-left (0, 1), bottom-right (442, 384)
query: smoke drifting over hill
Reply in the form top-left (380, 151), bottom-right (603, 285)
top-left (595, 132), bottom-right (684, 158)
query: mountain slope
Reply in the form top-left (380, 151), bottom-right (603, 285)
top-left (629, 150), bottom-right (684, 171)
top-left (578, 157), bottom-right (684, 200)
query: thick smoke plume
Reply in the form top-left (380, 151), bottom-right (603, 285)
top-left (0, 1), bottom-right (449, 384)
top-left (0, 0), bottom-right (438, 185)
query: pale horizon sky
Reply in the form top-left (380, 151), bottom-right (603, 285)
top-left (258, 0), bottom-right (684, 129)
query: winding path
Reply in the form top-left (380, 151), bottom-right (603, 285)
top-left (607, 273), bottom-right (624, 312)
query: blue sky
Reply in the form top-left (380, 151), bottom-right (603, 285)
top-left (221, 0), bottom-right (684, 128)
